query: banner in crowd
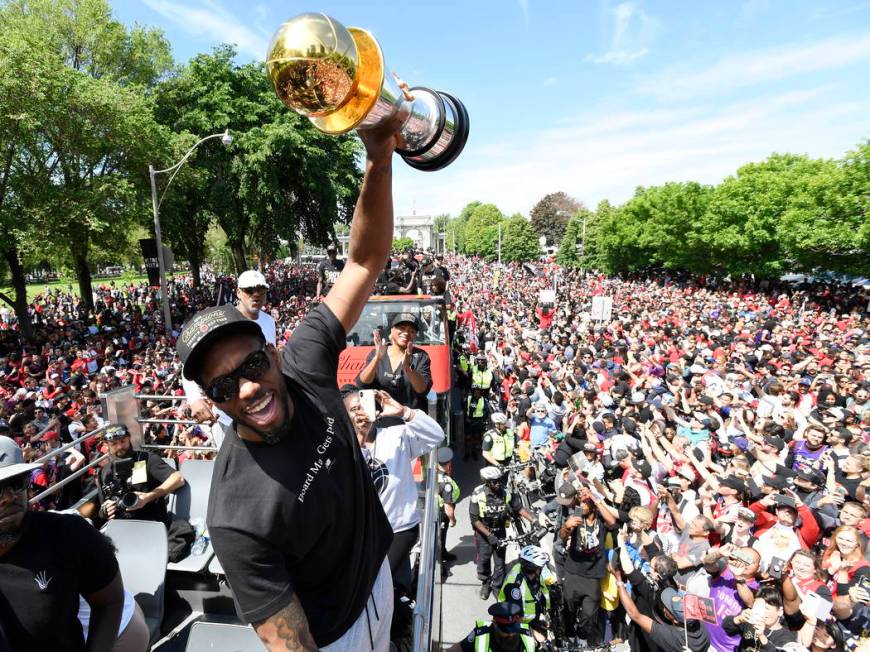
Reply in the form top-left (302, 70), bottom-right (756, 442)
top-left (139, 239), bottom-right (175, 287)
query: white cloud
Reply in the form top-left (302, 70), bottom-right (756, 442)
top-left (391, 86), bottom-right (870, 218)
top-left (587, 2), bottom-right (658, 66)
top-left (142, 0), bottom-right (269, 61)
top-left (638, 31), bottom-right (870, 101)
top-left (518, 0), bottom-right (529, 24)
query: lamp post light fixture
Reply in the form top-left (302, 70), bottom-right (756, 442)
top-left (148, 129), bottom-right (232, 334)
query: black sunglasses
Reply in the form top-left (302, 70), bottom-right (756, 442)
top-left (240, 286), bottom-right (267, 295)
top-left (0, 474), bottom-right (28, 495)
top-left (204, 347), bottom-right (271, 403)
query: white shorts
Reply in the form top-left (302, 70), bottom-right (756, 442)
top-left (322, 558), bottom-right (394, 652)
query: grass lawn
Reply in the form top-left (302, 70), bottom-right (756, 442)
top-left (0, 274), bottom-right (153, 303)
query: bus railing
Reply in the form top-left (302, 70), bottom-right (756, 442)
top-left (29, 454), bottom-right (107, 505)
top-left (33, 423), bottom-right (111, 466)
top-left (412, 394), bottom-right (445, 652)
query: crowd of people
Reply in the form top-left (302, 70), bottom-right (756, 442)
top-left (2, 226), bottom-right (870, 650)
top-left (441, 255), bottom-right (870, 651)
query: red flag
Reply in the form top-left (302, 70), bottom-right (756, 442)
top-left (683, 594), bottom-right (718, 625)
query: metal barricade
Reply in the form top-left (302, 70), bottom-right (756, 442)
top-left (27, 424), bottom-right (113, 507)
top-left (412, 394), bottom-right (446, 651)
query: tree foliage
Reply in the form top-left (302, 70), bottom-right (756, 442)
top-left (463, 204), bottom-right (505, 257)
top-left (392, 236), bottom-right (414, 252)
top-left (557, 208), bottom-right (593, 268)
top-left (153, 45), bottom-right (362, 274)
top-left (500, 214), bottom-right (540, 262)
top-left (0, 0), bottom-right (172, 315)
top-left (529, 191), bottom-right (582, 247)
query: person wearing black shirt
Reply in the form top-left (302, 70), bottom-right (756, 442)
top-left (615, 579), bottom-right (710, 652)
top-left (95, 425), bottom-right (185, 526)
top-left (722, 588), bottom-right (798, 651)
top-left (558, 487), bottom-right (618, 645)
top-left (316, 245), bottom-right (346, 298)
top-left (0, 435), bottom-right (124, 652)
top-left (356, 313), bottom-right (433, 412)
top-left (175, 117), bottom-right (403, 651)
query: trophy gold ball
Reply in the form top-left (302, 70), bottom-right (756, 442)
top-left (266, 13), bottom-right (469, 171)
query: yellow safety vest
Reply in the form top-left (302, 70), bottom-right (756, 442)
top-left (467, 396), bottom-right (485, 418)
top-left (472, 622), bottom-right (535, 652)
top-left (471, 485), bottom-right (511, 519)
top-left (486, 428), bottom-right (515, 462)
top-left (437, 473), bottom-right (460, 508)
top-left (472, 368), bottom-right (493, 390)
top-left (498, 564), bottom-right (550, 624)
top-left (458, 355), bottom-right (470, 374)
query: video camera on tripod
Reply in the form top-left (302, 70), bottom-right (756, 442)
top-left (100, 457), bottom-right (139, 516)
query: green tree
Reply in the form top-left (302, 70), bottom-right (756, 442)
top-left (432, 213), bottom-right (450, 234)
top-left (445, 201), bottom-right (481, 253)
top-left (153, 46), bottom-right (362, 274)
top-left (392, 236), bottom-right (414, 252)
top-left (779, 141), bottom-right (870, 275)
top-left (464, 203), bottom-right (505, 257)
top-left (500, 214), bottom-right (540, 262)
top-left (1, 0), bottom-right (172, 312)
top-left (529, 191), bottom-right (582, 247)
top-left (700, 154), bottom-right (828, 277)
top-left (557, 208), bottom-right (593, 268)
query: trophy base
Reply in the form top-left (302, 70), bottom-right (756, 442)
top-left (401, 91), bottom-right (469, 172)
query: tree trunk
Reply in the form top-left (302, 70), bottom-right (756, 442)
top-left (229, 241), bottom-right (247, 274)
top-left (189, 253), bottom-right (202, 289)
top-left (74, 251), bottom-right (94, 313)
top-left (1, 246), bottom-right (34, 341)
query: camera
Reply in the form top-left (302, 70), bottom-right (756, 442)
top-left (101, 457), bottom-right (138, 517)
top-left (768, 556), bottom-right (786, 579)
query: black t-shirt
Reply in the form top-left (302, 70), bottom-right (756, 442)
top-left (0, 512), bottom-right (119, 652)
top-left (564, 513), bottom-right (610, 579)
top-left (316, 258), bottom-right (345, 292)
top-left (356, 347), bottom-right (432, 411)
top-left (98, 450), bottom-right (175, 524)
top-left (206, 303), bottom-right (392, 647)
top-left (649, 620), bottom-right (710, 652)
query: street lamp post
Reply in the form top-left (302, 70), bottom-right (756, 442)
top-left (149, 129), bottom-right (232, 334)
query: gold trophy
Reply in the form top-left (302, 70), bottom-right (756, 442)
top-left (266, 13), bottom-right (469, 171)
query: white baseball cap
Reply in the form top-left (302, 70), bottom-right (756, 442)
top-left (237, 270), bottom-right (269, 289)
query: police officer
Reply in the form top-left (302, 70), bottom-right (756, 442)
top-left (482, 413), bottom-right (516, 467)
top-left (437, 447), bottom-right (460, 563)
top-left (470, 466), bottom-right (537, 599)
top-left (498, 546), bottom-right (552, 643)
top-left (449, 602), bottom-right (536, 652)
top-left (471, 353), bottom-right (495, 396)
top-left (465, 386), bottom-right (488, 461)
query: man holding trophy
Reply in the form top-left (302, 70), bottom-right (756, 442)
top-left (177, 12), bottom-right (469, 652)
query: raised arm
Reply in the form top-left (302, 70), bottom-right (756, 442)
top-left (323, 113), bottom-right (407, 333)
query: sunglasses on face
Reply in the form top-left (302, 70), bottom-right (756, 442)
top-left (241, 286), bottom-right (267, 295)
top-left (204, 347), bottom-right (271, 403)
top-left (0, 474), bottom-right (28, 495)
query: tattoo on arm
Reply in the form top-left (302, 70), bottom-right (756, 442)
top-left (253, 595), bottom-right (318, 651)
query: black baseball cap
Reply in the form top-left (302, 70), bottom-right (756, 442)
top-left (390, 312), bottom-right (419, 330)
top-left (177, 305), bottom-right (263, 381)
top-left (557, 482), bottom-right (577, 506)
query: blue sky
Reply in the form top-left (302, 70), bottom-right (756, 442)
top-left (113, 0), bottom-right (870, 223)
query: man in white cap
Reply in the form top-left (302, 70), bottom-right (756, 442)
top-left (183, 269), bottom-right (276, 426)
top-left (0, 436), bottom-right (124, 650)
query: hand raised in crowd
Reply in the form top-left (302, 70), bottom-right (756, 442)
top-left (373, 329), bottom-right (386, 360)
